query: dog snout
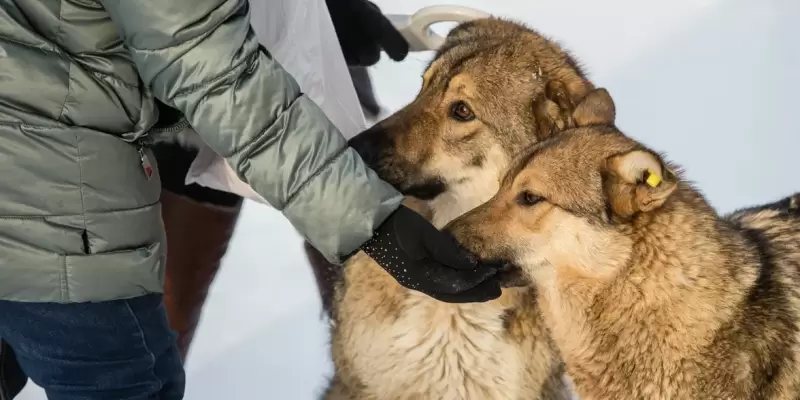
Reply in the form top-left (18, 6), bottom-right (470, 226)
top-left (348, 124), bottom-right (391, 168)
top-left (445, 217), bottom-right (482, 255)
top-left (445, 206), bottom-right (503, 261)
top-left (447, 219), bottom-right (515, 276)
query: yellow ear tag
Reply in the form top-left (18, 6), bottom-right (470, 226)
top-left (645, 170), bottom-right (662, 187)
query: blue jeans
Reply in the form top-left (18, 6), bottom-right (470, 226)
top-left (0, 294), bottom-right (185, 400)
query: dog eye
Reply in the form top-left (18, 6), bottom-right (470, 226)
top-left (450, 101), bottom-right (475, 122)
top-left (516, 191), bottom-right (543, 207)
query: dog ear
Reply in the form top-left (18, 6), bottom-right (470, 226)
top-left (446, 18), bottom-right (516, 44)
top-left (573, 88), bottom-right (616, 127)
top-left (532, 80), bottom-right (577, 139)
top-left (603, 149), bottom-right (678, 218)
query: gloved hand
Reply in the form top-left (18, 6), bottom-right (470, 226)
top-left (361, 205), bottom-right (502, 303)
top-left (325, 0), bottom-right (409, 66)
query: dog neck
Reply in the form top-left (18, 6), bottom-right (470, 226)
top-left (428, 177), bottom-right (501, 229)
top-left (428, 146), bottom-right (510, 229)
top-left (535, 187), bottom-right (760, 395)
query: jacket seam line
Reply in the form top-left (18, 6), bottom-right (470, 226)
top-left (72, 132), bottom-right (89, 247)
top-left (0, 41), bottom-right (138, 91)
top-left (54, 1), bottom-right (67, 46)
top-left (170, 55), bottom-right (250, 99)
top-left (0, 121), bottom-right (133, 139)
top-left (60, 255), bottom-right (69, 302)
top-left (0, 36), bottom-right (66, 57)
top-left (55, 0), bottom-right (72, 125)
top-left (0, 202), bottom-right (160, 220)
top-left (0, 122), bottom-right (61, 129)
top-left (279, 145), bottom-right (348, 211)
top-left (0, 122), bottom-right (140, 145)
top-left (54, 0), bottom-right (71, 122)
top-left (127, 0), bottom-right (241, 52)
top-left (89, 70), bottom-right (140, 90)
top-left (57, 64), bottom-right (73, 122)
top-left (59, 0), bottom-right (86, 271)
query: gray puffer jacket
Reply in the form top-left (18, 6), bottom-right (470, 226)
top-left (0, 0), bottom-right (403, 303)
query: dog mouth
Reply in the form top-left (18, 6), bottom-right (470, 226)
top-left (399, 178), bottom-right (447, 201)
top-left (497, 266), bottom-right (530, 288)
top-left (485, 259), bottom-right (529, 288)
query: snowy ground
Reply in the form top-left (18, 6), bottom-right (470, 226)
top-left (17, 0), bottom-right (800, 398)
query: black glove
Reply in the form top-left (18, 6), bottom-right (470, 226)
top-left (325, 0), bottom-right (409, 66)
top-left (360, 206), bottom-right (502, 303)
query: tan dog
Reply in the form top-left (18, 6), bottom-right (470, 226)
top-left (317, 17), bottom-right (610, 400)
top-left (447, 90), bottom-right (800, 400)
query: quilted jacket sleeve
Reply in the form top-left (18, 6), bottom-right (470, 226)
top-left (100, 0), bottom-right (403, 263)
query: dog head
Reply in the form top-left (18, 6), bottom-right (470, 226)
top-left (446, 90), bottom-right (682, 284)
top-left (349, 18), bottom-right (597, 228)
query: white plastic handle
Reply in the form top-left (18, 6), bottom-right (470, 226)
top-left (387, 5), bottom-right (492, 52)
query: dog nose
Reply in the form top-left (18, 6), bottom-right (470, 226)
top-left (348, 124), bottom-right (390, 167)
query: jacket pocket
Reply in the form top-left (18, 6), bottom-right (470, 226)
top-left (62, 242), bottom-right (164, 303)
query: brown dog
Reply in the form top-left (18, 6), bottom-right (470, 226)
top-left (446, 89), bottom-right (800, 399)
top-left (311, 17), bottom-right (616, 400)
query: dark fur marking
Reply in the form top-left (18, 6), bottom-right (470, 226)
top-left (501, 309), bottom-right (513, 330)
top-left (444, 49), bottom-right (483, 82)
top-left (460, 128), bottom-right (481, 143)
top-left (737, 226), bottom-right (797, 398)
top-left (726, 193), bottom-right (800, 219)
top-left (468, 153), bottom-right (484, 167)
top-left (431, 19), bottom-right (482, 62)
top-left (538, 361), bottom-right (568, 399)
top-left (403, 179), bottom-right (447, 200)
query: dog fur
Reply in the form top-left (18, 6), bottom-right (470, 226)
top-left (316, 18), bottom-right (612, 400)
top-left (446, 90), bottom-right (800, 399)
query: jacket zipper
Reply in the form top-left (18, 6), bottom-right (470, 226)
top-left (0, 121), bottom-right (181, 219)
top-left (135, 116), bottom-right (190, 180)
top-left (149, 117), bottom-right (190, 135)
top-left (135, 136), bottom-right (155, 180)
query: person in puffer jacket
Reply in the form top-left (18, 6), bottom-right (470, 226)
top-left (0, 0), bottom-right (502, 398)
top-left (155, 0), bottom-right (402, 363)
top-left (0, 2), bottom-right (409, 396)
